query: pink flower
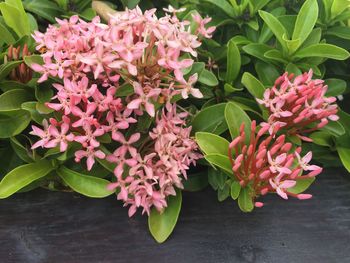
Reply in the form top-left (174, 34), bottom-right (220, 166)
top-left (75, 146), bottom-right (106, 171)
top-left (192, 14), bottom-right (216, 38)
top-left (178, 73), bottom-right (203, 99)
top-left (112, 132), bottom-right (140, 157)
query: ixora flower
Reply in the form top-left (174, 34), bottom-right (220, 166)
top-left (228, 121), bottom-right (322, 208)
top-left (257, 70), bottom-right (339, 141)
top-left (29, 7), bottom-right (212, 216)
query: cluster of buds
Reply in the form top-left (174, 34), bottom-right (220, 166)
top-left (5, 44), bottom-right (33, 83)
top-left (30, 7), bottom-right (211, 216)
top-left (228, 121), bottom-right (322, 207)
top-left (257, 70), bottom-right (338, 141)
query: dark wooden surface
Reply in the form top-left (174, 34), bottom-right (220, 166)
top-left (1, 169), bottom-right (350, 263)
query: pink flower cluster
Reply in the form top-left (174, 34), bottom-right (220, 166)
top-left (107, 104), bottom-right (201, 216)
top-left (228, 121), bottom-right (322, 207)
top-left (30, 7), bottom-right (209, 216)
top-left (31, 6), bottom-right (215, 106)
top-left (257, 70), bottom-right (338, 141)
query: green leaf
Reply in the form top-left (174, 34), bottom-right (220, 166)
top-left (241, 72), bottom-right (265, 99)
top-left (258, 10), bottom-right (289, 50)
top-left (255, 61), bottom-right (280, 86)
top-left (191, 103), bottom-right (228, 135)
top-left (208, 168), bottom-right (227, 190)
top-left (198, 69), bottom-right (218, 87)
top-left (21, 101), bottom-right (46, 124)
top-left (326, 26), bottom-right (350, 40)
top-left (10, 135), bottom-right (35, 163)
top-left (218, 183), bottom-right (230, 201)
top-left (23, 55), bottom-right (43, 68)
top-left (225, 102), bottom-right (251, 143)
top-left (292, 0), bottom-right (318, 47)
top-left (242, 43), bottom-right (273, 62)
top-left (226, 38), bottom-right (241, 83)
top-left (0, 110), bottom-right (31, 138)
top-left (0, 20), bottom-right (15, 44)
top-left (0, 1), bottom-right (30, 37)
top-left (294, 44), bottom-right (350, 60)
top-left (264, 50), bottom-right (288, 64)
top-left (0, 61), bottom-right (22, 81)
top-left (195, 132), bottom-right (229, 156)
top-left (238, 187), bottom-right (254, 212)
top-left (288, 178), bottom-right (315, 194)
top-left (183, 172), bottom-right (208, 192)
top-left (23, 0), bottom-right (63, 23)
top-left (0, 159), bottom-right (54, 198)
top-left (202, 0), bottom-right (236, 18)
top-left (323, 121), bottom-right (345, 136)
top-left (331, 0), bottom-right (349, 19)
top-left (115, 83), bottom-right (133, 97)
top-left (57, 166), bottom-right (114, 198)
top-left (230, 181), bottom-right (241, 200)
top-left (285, 63), bottom-right (302, 76)
top-left (204, 154), bottom-right (232, 175)
top-left (0, 89), bottom-right (33, 112)
top-left (324, 79), bottom-right (346, 96)
top-left (309, 131), bottom-right (334, 147)
top-left (337, 135), bottom-right (350, 173)
top-left (148, 189), bottom-right (182, 243)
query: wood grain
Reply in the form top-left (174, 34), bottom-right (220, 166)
top-left (1, 169), bottom-right (350, 263)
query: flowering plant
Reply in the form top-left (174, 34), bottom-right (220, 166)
top-left (0, 0), bottom-right (350, 244)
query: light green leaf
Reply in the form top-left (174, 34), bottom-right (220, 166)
top-left (226, 38), bottom-right (241, 83)
top-left (57, 166), bottom-right (114, 198)
top-left (199, 69), bottom-right (218, 86)
top-left (294, 44), bottom-right (350, 60)
top-left (0, 1), bottom-right (30, 37)
top-left (0, 110), bottom-right (31, 138)
top-left (202, 0), bottom-right (236, 18)
top-left (230, 181), bottom-right (241, 200)
top-left (241, 72), bottom-right (265, 99)
top-left (288, 178), bottom-right (315, 194)
top-left (148, 189), bottom-right (182, 243)
top-left (225, 102), bottom-right (251, 143)
top-left (0, 20), bottom-right (15, 44)
top-left (0, 159), bottom-right (54, 198)
top-left (0, 89), bottom-right (33, 112)
top-left (195, 132), bottom-right (229, 156)
top-left (204, 154), bottom-right (232, 175)
top-left (191, 103), bottom-right (228, 135)
top-left (292, 0), bottom-right (318, 47)
top-left (238, 187), bottom-right (254, 212)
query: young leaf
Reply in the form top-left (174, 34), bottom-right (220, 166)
top-left (238, 187), bottom-right (254, 212)
top-left (0, 1), bottom-right (30, 37)
top-left (148, 189), bottom-right (182, 243)
top-left (0, 159), bottom-right (54, 198)
top-left (241, 72), bottom-right (265, 99)
top-left (0, 89), bottom-right (33, 112)
top-left (294, 44), bottom-right (350, 60)
top-left (225, 102), bottom-right (251, 143)
top-left (191, 103), bottom-right (228, 135)
top-left (226, 38), bottom-right (241, 83)
top-left (230, 181), bottom-right (241, 200)
top-left (195, 132), bottom-right (230, 156)
top-left (204, 154), bottom-right (232, 175)
top-left (258, 10), bottom-right (289, 51)
top-left (57, 166), bottom-right (114, 198)
top-left (292, 0), bottom-right (318, 47)
top-left (0, 110), bottom-right (31, 138)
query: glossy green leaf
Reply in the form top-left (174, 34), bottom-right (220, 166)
top-left (241, 72), bottom-right (265, 99)
top-left (0, 89), bottom-right (33, 112)
top-left (295, 44), bottom-right (350, 60)
top-left (326, 26), bottom-right (350, 40)
top-left (226, 39), bottom-right (241, 83)
top-left (309, 131), bottom-right (334, 147)
top-left (292, 0), bottom-right (318, 47)
top-left (218, 182), bottom-right (230, 201)
top-left (323, 121), bottom-right (345, 136)
top-left (183, 172), bottom-right (208, 192)
top-left (0, 20), bottom-right (15, 44)
top-left (195, 132), bottom-right (229, 156)
top-left (243, 43), bottom-right (273, 62)
top-left (255, 61), bottom-right (279, 86)
top-left (208, 168), bottom-right (227, 190)
top-left (204, 154), bottom-right (232, 175)
top-left (288, 178), bottom-right (315, 194)
top-left (10, 136), bottom-right (35, 163)
top-left (202, 0), bottom-right (236, 18)
top-left (238, 187), bottom-right (254, 212)
top-left (198, 69), bottom-right (218, 86)
top-left (148, 189), bottom-right (182, 243)
top-left (0, 110), bottom-right (31, 138)
top-left (225, 102), bottom-right (251, 143)
top-left (337, 135), bottom-right (350, 173)
top-left (259, 10), bottom-right (288, 50)
top-left (23, 0), bottom-right (63, 23)
top-left (0, 0), bottom-right (30, 37)
top-left (23, 55), bottom-right (43, 68)
top-left (331, 0), bottom-right (349, 19)
top-left (285, 63), bottom-right (302, 75)
top-left (57, 166), bottom-right (114, 198)
top-left (0, 159), bottom-right (54, 198)
top-left (324, 79), bottom-right (346, 96)
top-left (230, 181), bottom-right (241, 200)
top-left (191, 103), bottom-right (228, 135)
